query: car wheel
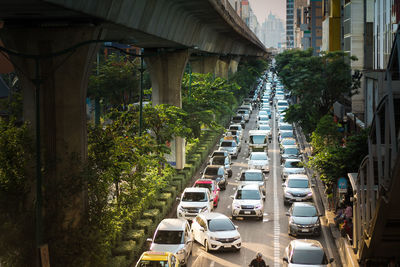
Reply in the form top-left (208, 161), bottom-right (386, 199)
top-left (214, 201), bottom-right (218, 208)
top-left (235, 247), bottom-right (241, 252)
top-left (228, 170), bottom-right (232, 178)
top-left (232, 215), bottom-right (237, 220)
top-left (204, 240), bottom-right (210, 252)
top-left (258, 216), bottom-right (263, 221)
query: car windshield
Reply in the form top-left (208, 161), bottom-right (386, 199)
top-left (195, 183), bottom-right (212, 191)
top-left (282, 139), bottom-right (296, 145)
top-left (137, 260), bottom-right (170, 267)
top-left (259, 111), bottom-right (268, 116)
top-left (220, 141), bottom-right (235, 147)
top-left (250, 153), bottom-right (268, 160)
top-left (259, 116), bottom-right (268, 121)
top-left (284, 161), bottom-right (303, 168)
top-left (280, 125), bottom-right (293, 130)
top-left (182, 192), bottom-right (207, 202)
top-left (288, 179), bottom-right (309, 188)
top-left (233, 116), bottom-right (242, 121)
top-left (211, 157), bottom-right (226, 165)
top-left (292, 206), bottom-right (317, 217)
top-left (229, 126), bottom-right (240, 131)
top-left (205, 168), bottom-right (219, 175)
top-left (291, 249), bottom-right (328, 264)
top-left (208, 218), bottom-right (235, 232)
top-left (259, 125), bottom-right (271, 131)
top-left (250, 135), bottom-right (266, 144)
top-left (154, 230), bottom-right (184, 244)
top-left (236, 189), bottom-right (261, 200)
top-left (237, 110), bottom-right (246, 115)
top-left (284, 148), bottom-right (299, 155)
top-left (281, 132), bottom-right (294, 138)
top-left (243, 172), bottom-right (263, 181)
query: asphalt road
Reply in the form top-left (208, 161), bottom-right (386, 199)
top-left (184, 104), bottom-right (341, 267)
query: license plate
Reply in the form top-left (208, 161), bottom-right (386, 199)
top-left (244, 211), bottom-right (251, 214)
top-left (296, 198), bottom-right (303, 201)
top-left (224, 245), bottom-right (231, 248)
top-left (301, 229), bottom-right (310, 232)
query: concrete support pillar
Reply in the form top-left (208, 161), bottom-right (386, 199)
top-left (215, 58), bottom-right (229, 80)
top-left (190, 56), bottom-right (219, 75)
top-left (228, 57), bottom-right (241, 76)
top-left (145, 49), bottom-right (189, 169)
top-left (0, 26), bottom-right (103, 228)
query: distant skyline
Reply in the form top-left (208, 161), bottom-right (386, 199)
top-left (248, 0), bottom-right (286, 22)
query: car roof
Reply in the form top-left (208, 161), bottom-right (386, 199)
top-left (290, 239), bottom-right (324, 252)
top-left (283, 145), bottom-right (298, 149)
top-left (206, 165), bottom-right (224, 169)
top-left (292, 202), bottom-right (315, 208)
top-left (140, 251), bottom-right (171, 261)
top-left (284, 158), bottom-right (301, 163)
top-left (211, 156), bottom-right (226, 160)
top-left (287, 174), bottom-right (308, 180)
top-left (157, 218), bottom-right (187, 231)
top-left (239, 184), bottom-right (261, 190)
top-left (243, 169), bottom-right (263, 173)
top-left (249, 130), bottom-right (269, 135)
top-left (194, 179), bottom-right (214, 184)
top-left (199, 212), bottom-right (229, 220)
top-left (229, 124), bottom-right (242, 128)
top-left (184, 187), bottom-right (209, 193)
top-left (250, 152), bottom-right (268, 156)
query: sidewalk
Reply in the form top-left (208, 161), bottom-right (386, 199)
top-left (295, 124), bottom-right (359, 267)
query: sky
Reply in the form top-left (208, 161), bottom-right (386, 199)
top-left (248, 0), bottom-right (286, 22)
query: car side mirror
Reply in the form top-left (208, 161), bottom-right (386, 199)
top-left (235, 225), bottom-right (239, 230)
top-left (146, 238), bottom-right (153, 243)
top-left (311, 183), bottom-right (316, 187)
top-left (285, 212), bottom-right (290, 216)
top-left (207, 162), bottom-right (210, 165)
top-left (176, 197), bottom-right (181, 202)
top-left (283, 257), bottom-right (289, 263)
top-left (329, 258), bottom-right (334, 263)
top-left (200, 171), bottom-right (203, 175)
top-left (282, 183), bottom-right (286, 187)
top-left (230, 195), bottom-right (234, 199)
top-left (199, 227), bottom-right (205, 232)
top-left (210, 198), bottom-right (214, 202)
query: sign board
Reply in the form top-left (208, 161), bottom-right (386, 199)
top-left (40, 244), bottom-right (50, 267)
top-left (338, 177), bottom-right (348, 193)
top-left (165, 138), bottom-right (176, 167)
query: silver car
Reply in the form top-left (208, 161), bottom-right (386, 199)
top-left (286, 202), bottom-right (321, 237)
top-left (231, 184), bottom-right (264, 220)
top-left (248, 152), bottom-right (269, 173)
top-left (148, 218), bottom-right (193, 266)
top-left (219, 140), bottom-right (239, 159)
top-left (237, 169), bottom-right (266, 194)
top-left (282, 174), bottom-right (313, 205)
top-left (283, 239), bottom-right (334, 266)
top-left (281, 158), bottom-right (305, 180)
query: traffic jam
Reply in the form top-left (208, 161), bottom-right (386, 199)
top-left (135, 69), bottom-right (334, 267)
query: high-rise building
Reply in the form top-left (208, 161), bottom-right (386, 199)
top-left (309, 0), bottom-right (323, 53)
top-left (287, 0), bottom-right (295, 48)
top-left (294, 0), bottom-right (309, 49)
top-left (261, 12), bottom-right (285, 49)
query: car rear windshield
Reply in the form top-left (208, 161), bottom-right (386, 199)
top-left (137, 260), bottom-right (169, 266)
top-left (259, 125), bottom-right (270, 131)
top-left (236, 189), bottom-right (261, 200)
top-left (229, 126), bottom-right (240, 131)
top-left (205, 167), bottom-right (220, 175)
top-left (182, 192), bottom-right (207, 202)
top-left (291, 249), bottom-right (328, 264)
top-left (259, 116), bottom-right (268, 121)
top-left (233, 116), bottom-right (242, 120)
top-left (154, 230), bottom-right (184, 244)
top-left (288, 179), bottom-right (309, 188)
top-left (281, 132), bottom-right (294, 138)
top-left (250, 135), bottom-right (266, 144)
top-left (284, 161), bottom-right (302, 168)
top-left (208, 219), bottom-right (235, 232)
top-left (280, 125), bottom-right (293, 131)
top-left (282, 139), bottom-right (296, 145)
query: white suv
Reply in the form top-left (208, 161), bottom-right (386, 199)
top-left (231, 184), bottom-right (265, 220)
top-left (177, 187), bottom-right (213, 220)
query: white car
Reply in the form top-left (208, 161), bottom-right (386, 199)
top-left (281, 158), bottom-right (305, 180)
top-left (248, 152), bottom-right (270, 173)
top-left (237, 169), bottom-right (266, 194)
top-left (283, 239), bottom-right (334, 266)
top-left (218, 140), bottom-right (239, 159)
top-left (177, 187), bottom-right (213, 220)
top-left (231, 184), bottom-right (264, 220)
top-left (147, 218), bottom-right (193, 266)
top-left (192, 212), bottom-right (241, 252)
top-left (283, 174), bottom-right (313, 205)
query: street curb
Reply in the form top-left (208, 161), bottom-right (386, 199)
top-left (294, 124), bottom-right (359, 267)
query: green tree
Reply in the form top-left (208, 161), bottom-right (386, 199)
top-left (275, 49), bottom-right (359, 136)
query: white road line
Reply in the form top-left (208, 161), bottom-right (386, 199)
top-left (272, 109), bottom-right (281, 267)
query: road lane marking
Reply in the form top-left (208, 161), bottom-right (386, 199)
top-left (272, 108), bottom-right (280, 267)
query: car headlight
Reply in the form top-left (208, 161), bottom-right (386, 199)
top-left (178, 206), bottom-right (184, 212)
top-left (307, 192), bottom-right (313, 197)
top-left (233, 203), bottom-right (241, 209)
top-left (210, 236), bottom-right (217, 241)
top-left (201, 206), bottom-right (208, 212)
top-left (233, 235), bottom-right (241, 240)
top-left (284, 191), bottom-right (292, 197)
top-left (177, 249), bottom-right (185, 254)
top-left (255, 204), bottom-right (262, 209)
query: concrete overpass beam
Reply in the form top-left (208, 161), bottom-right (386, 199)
top-left (0, 26), bottom-right (103, 228)
top-left (145, 49), bottom-right (189, 170)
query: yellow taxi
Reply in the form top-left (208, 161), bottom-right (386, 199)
top-left (135, 251), bottom-right (181, 267)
